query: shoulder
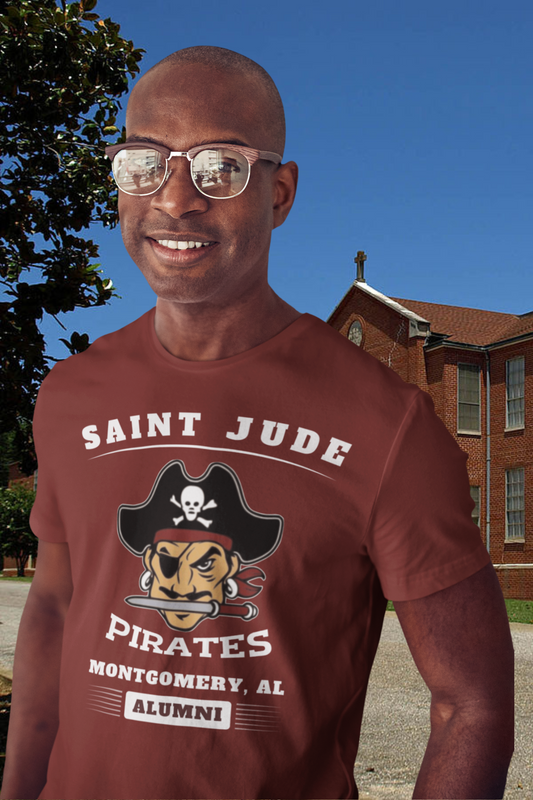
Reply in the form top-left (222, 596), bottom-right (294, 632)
top-left (41, 309), bottom-right (154, 382)
top-left (296, 313), bottom-right (421, 419)
top-left (34, 309), bottom-right (155, 413)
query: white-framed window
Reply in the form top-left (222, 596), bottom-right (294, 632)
top-left (470, 486), bottom-right (481, 529)
top-left (457, 363), bottom-right (481, 433)
top-left (506, 357), bottom-right (525, 429)
top-left (505, 468), bottom-right (525, 540)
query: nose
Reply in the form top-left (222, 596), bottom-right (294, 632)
top-left (150, 155), bottom-right (209, 219)
top-left (174, 560), bottom-right (195, 597)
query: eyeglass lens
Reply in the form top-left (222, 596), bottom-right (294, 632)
top-left (112, 148), bottom-right (249, 198)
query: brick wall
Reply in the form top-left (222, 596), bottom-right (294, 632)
top-left (425, 347), bottom-right (488, 546)
top-left (332, 289), bottom-right (411, 382)
top-left (488, 343), bottom-right (533, 576)
top-left (329, 285), bottom-right (533, 600)
top-left (494, 566), bottom-right (533, 602)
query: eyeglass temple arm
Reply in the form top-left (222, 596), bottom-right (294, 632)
top-left (258, 150), bottom-right (282, 164)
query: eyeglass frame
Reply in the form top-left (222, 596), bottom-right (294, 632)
top-left (105, 141), bottom-right (282, 199)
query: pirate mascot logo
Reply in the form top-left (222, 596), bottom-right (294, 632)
top-left (118, 461), bottom-right (283, 632)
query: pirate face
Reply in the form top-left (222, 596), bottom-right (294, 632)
top-left (143, 539), bottom-right (239, 631)
top-left (119, 461), bottom-right (283, 631)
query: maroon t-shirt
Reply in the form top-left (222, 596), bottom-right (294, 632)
top-left (31, 310), bottom-right (489, 800)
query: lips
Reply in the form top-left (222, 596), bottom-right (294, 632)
top-left (148, 236), bottom-right (219, 265)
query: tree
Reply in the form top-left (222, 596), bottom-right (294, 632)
top-left (0, 431), bottom-right (16, 487)
top-left (0, 483), bottom-right (37, 576)
top-left (0, 0), bottom-right (144, 474)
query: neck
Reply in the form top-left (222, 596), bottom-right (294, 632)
top-left (154, 285), bottom-right (301, 362)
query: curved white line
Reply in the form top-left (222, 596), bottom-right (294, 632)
top-left (89, 443), bottom-right (334, 480)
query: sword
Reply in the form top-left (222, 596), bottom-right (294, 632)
top-left (125, 596), bottom-right (219, 616)
top-left (125, 595), bottom-right (257, 620)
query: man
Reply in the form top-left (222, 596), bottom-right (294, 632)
top-left (1, 46), bottom-right (513, 800)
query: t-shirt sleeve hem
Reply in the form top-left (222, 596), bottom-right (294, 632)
top-left (381, 543), bottom-right (492, 601)
top-left (30, 512), bottom-right (68, 544)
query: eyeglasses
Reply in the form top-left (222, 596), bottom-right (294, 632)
top-left (105, 141), bottom-right (282, 200)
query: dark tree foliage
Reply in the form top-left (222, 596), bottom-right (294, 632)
top-left (0, 431), bottom-right (16, 487)
top-left (0, 0), bottom-right (144, 473)
top-left (0, 483), bottom-right (37, 576)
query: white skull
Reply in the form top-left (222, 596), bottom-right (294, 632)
top-left (180, 485), bottom-right (205, 521)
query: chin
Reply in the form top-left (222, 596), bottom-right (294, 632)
top-left (163, 610), bottom-right (205, 632)
top-left (148, 269), bottom-right (225, 306)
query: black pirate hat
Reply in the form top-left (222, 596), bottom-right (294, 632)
top-left (118, 460), bottom-right (283, 564)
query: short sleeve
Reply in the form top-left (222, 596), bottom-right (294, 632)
top-left (364, 389), bottom-right (490, 601)
top-left (29, 373), bottom-right (68, 543)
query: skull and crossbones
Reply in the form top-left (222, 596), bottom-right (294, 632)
top-left (170, 486), bottom-right (217, 528)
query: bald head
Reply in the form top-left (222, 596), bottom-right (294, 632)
top-left (131, 46), bottom-right (286, 157)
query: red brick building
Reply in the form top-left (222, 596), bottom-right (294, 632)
top-left (328, 255), bottom-right (533, 600)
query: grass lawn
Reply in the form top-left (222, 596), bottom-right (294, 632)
top-left (387, 598), bottom-right (533, 624)
top-left (0, 575), bottom-right (33, 582)
top-left (505, 598), bottom-right (533, 624)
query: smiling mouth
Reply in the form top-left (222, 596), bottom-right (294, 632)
top-left (148, 238), bottom-right (219, 262)
top-left (155, 240), bottom-right (217, 250)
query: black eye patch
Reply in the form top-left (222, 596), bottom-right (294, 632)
top-left (158, 553), bottom-right (180, 579)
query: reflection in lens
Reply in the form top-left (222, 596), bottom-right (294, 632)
top-left (191, 148), bottom-right (248, 197)
top-left (113, 148), bottom-right (166, 194)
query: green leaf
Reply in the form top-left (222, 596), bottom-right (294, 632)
top-left (0, 0), bottom-right (143, 468)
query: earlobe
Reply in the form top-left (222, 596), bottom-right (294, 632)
top-left (272, 161), bottom-right (298, 230)
top-left (141, 548), bottom-right (155, 591)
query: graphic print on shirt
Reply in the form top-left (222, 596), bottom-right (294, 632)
top-left (118, 460), bottom-right (284, 632)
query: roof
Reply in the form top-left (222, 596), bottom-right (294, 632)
top-left (391, 297), bottom-right (533, 346)
top-left (351, 282), bottom-right (429, 324)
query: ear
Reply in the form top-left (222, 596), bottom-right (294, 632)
top-left (272, 161), bottom-right (298, 230)
top-left (227, 553), bottom-right (240, 579)
top-left (143, 547), bottom-right (154, 573)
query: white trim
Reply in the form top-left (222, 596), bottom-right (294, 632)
top-left (493, 564), bottom-right (533, 570)
top-left (352, 282), bottom-right (430, 324)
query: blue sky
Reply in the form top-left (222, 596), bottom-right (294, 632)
top-left (40, 0), bottom-right (533, 359)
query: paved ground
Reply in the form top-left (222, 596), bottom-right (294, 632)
top-left (1, 583), bottom-right (532, 798)
top-left (356, 614), bottom-right (533, 800)
top-left (0, 581), bottom-right (31, 679)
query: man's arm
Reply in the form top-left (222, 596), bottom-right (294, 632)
top-left (394, 562), bottom-right (514, 800)
top-left (1, 540), bottom-right (73, 800)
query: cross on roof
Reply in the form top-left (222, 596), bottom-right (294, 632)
top-left (354, 251), bottom-right (367, 282)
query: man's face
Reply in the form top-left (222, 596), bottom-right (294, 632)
top-left (118, 63), bottom-right (295, 308)
top-left (144, 540), bottom-right (239, 631)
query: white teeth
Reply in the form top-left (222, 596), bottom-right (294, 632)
top-left (156, 240), bottom-right (213, 250)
